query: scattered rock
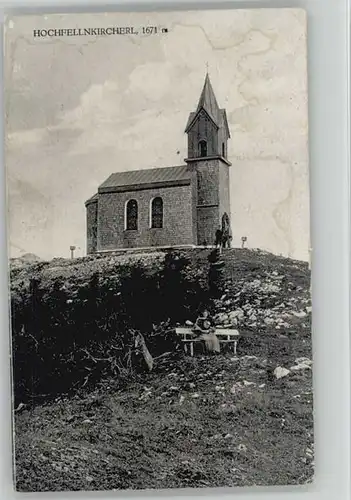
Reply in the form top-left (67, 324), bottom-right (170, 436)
top-left (185, 320), bottom-right (194, 326)
top-left (274, 366), bottom-right (290, 379)
top-left (281, 322), bottom-right (291, 328)
top-left (214, 313), bottom-right (229, 325)
top-left (292, 311), bottom-right (307, 318)
top-left (290, 363), bottom-right (311, 372)
top-left (295, 357), bottom-right (312, 366)
top-left (215, 386), bottom-right (225, 393)
top-left (210, 433), bottom-right (222, 441)
top-left (243, 380), bottom-right (255, 387)
top-left (15, 403), bottom-right (26, 413)
top-left (238, 444), bottom-right (247, 452)
top-left (228, 309), bottom-right (244, 321)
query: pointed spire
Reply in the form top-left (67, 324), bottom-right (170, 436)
top-left (185, 72), bottom-right (229, 136)
top-left (196, 73), bottom-right (220, 125)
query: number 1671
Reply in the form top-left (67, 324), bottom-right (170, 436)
top-left (142, 26), bottom-right (158, 34)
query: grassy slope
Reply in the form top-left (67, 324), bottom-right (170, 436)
top-left (13, 248), bottom-right (313, 491)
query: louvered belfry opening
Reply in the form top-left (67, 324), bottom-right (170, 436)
top-left (199, 140), bottom-right (207, 157)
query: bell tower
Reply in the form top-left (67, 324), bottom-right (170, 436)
top-left (185, 73), bottom-right (231, 246)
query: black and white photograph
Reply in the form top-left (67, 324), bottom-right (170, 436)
top-left (5, 8), bottom-right (313, 492)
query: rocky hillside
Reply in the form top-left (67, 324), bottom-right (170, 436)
top-left (10, 248), bottom-right (312, 403)
top-left (13, 248), bottom-right (313, 491)
top-left (189, 249), bottom-right (311, 331)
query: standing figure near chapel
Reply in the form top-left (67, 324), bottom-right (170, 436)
top-left (221, 212), bottom-right (232, 248)
top-left (214, 213), bottom-right (232, 249)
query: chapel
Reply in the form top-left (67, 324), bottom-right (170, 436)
top-left (85, 73), bottom-right (231, 254)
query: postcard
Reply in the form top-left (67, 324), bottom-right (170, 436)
top-left (5, 8), bottom-right (312, 492)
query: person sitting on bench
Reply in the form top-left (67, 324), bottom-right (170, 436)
top-left (193, 309), bottom-right (220, 353)
top-left (193, 309), bottom-right (215, 334)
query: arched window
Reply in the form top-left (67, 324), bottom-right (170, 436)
top-left (125, 199), bottom-right (138, 230)
top-left (151, 197), bottom-right (163, 229)
top-left (222, 142), bottom-right (225, 157)
top-left (198, 140), bottom-right (207, 157)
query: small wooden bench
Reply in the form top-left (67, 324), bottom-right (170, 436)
top-left (175, 327), bottom-right (240, 357)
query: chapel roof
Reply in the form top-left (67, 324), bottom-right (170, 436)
top-left (98, 165), bottom-right (191, 193)
top-left (85, 192), bottom-right (98, 205)
top-left (196, 73), bottom-right (221, 124)
top-left (185, 73), bottom-right (230, 137)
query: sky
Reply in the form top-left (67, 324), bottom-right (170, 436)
top-left (5, 8), bottom-right (310, 261)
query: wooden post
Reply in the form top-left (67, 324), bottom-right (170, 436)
top-left (70, 245), bottom-right (76, 259)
